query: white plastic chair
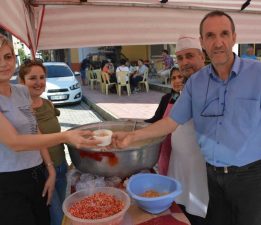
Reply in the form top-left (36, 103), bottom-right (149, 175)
top-left (87, 70), bottom-right (97, 90)
top-left (101, 72), bottom-right (117, 95)
top-left (93, 69), bottom-right (104, 93)
top-left (138, 69), bottom-right (149, 92)
top-left (116, 71), bottom-right (131, 96)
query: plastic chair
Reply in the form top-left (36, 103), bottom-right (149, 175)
top-left (138, 69), bottom-right (149, 92)
top-left (101, 72), bottom-right (117, 95)
top-left (116, 71), bottom-right (131, 96)
top-left (87, 70), bottom-right (97, 90)
top-left (93, 69), bottom-right (104, 93)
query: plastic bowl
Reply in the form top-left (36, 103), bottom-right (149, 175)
top-left (93, 129), bottom-right (113, 146)
top-left (127, 173), bottom-right (182, 214)
top-left (63, 187), bottom-right (130, 225)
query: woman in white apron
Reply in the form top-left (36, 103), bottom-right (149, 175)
top-left (145, 67), bottom-right (183, 175)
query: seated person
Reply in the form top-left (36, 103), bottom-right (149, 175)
top-left (130, 59), bottom-right (147, 92)
top-left (116, 58), bottom-right (130, 82)
top-left (128, 61), bottom-right (138, 77)
top-left (102, 60), bottom-right (117, 83)
top-left (116, 59), bottom-right (130, 73)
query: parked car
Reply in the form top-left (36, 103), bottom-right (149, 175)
top-left (41, 62), bottom-right (82, 105)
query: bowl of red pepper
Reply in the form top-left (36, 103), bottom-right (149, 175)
top-left (63, 187), bottom-right (131, 225)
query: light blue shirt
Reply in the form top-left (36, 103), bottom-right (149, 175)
top-left (241, 54), bottom-right (258, 60)
top-left (137, 64), bottom-right (148, 77)
top-left (170, 55), bottom-right (261, 167)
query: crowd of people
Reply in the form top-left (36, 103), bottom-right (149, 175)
top-left (80, 48), bottom-right (177, 94)
top-left (91, 58), bottom-right (150, 93)
top-left (1, 9), bottom-right (261, 225)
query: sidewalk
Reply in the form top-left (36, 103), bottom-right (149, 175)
top-left (81, 78), bottom-right (171, 121)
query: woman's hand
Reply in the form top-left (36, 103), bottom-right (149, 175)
top-left (42, 165), bottom-right (56, 205)
top-left (65, 130), bottom-right (101, 148)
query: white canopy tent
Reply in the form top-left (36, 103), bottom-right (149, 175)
top-left (1, 0), bottom-right (261, 55)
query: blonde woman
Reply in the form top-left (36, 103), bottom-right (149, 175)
top-left (0, 34), bottom-right (99, 225)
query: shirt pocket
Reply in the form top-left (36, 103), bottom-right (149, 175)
top-left (232, 98), bottom-right (260, 132)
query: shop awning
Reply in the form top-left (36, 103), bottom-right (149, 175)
top-left (1, 0), bottom-right (261, 54)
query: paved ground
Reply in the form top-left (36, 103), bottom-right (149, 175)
top-left (57, 102), bottom-right (102, 164)
top-left (80, 77), bottom-right (171, 121)
top-left (57, 102), bottom-right (102, 132)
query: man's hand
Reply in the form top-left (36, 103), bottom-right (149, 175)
top-left (111, 131), bottom-right (134, 149)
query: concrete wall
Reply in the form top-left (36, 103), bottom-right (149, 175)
top-left (122, 45), bottom-right (148, 62)
top-left (70, 48), bottom-right (80, 71)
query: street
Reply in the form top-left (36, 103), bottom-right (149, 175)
top-left (56, 101), bottom-right (102, 164)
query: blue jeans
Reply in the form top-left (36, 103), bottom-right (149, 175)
top-left (49, 161), bottom-right (68, 225)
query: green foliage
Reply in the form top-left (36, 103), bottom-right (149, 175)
top-left (18, 48), bottom-right (28, 62)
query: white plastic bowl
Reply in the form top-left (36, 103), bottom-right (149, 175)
top-left (93, 129), bottom-right (113, 146)
top-left (63, 187), bottom-right (130, 225)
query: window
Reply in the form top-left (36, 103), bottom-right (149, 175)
top-left (150, 44), bottom-right (176, 59)
top-left (45, 65), bottom-right (73, 78)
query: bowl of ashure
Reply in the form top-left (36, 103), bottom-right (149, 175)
top-left (63, 187), bottom-right (131, 225)
top-left (126, 173), bottom-right (182, 214)
top-left (93, 129), bottom-right (113, 147)
top-left (67, 120), bottom-right (165, 178)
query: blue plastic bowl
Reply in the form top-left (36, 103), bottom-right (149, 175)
top-left (127, 173), bottom-right (182, 214)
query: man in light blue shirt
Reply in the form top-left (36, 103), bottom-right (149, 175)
top-left (113, 10), bottom-right (261, 225)
top-left (172, 55), bottom-right (261, 167)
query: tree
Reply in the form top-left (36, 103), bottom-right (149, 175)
top-left (18, 48), bottom-right (27, 63)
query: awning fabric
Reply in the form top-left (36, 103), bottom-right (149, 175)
top-left (1, 0), bottom-right (261, 53)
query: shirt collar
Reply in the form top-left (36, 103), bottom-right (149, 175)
top-left (207, 53), bottom-right (241, 81)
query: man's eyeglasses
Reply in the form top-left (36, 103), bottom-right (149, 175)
top-left (200, 76), bottom-right (226, 117)
top-left (200, 98), bottom-right (225, 117)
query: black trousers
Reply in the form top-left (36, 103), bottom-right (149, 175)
top-left (206, 160), bottom-right (261, 225)
top-left (130, 75), bottom-right (143, 89)
top-left (178, 204), bottom-right (209, 225)
top-left (0, 164), bottom-right (50, 225)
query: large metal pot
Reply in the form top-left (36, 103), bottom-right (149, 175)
top-left (67, 120), bottom-right (165, 178)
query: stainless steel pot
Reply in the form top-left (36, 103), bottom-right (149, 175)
top-left (66, 120), bottom-right (165, 178)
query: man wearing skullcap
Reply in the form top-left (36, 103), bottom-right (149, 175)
top-left (167, 36), bottom-right (209, 225)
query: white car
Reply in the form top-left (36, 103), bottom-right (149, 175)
top-left (41, 62), bottom-right (82, 105)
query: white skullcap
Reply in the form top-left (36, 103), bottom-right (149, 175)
top-left (176, 36), bottom-right (202, 53)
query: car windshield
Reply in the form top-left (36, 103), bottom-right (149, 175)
top-left (45, 65), bottom-right (73, 78)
